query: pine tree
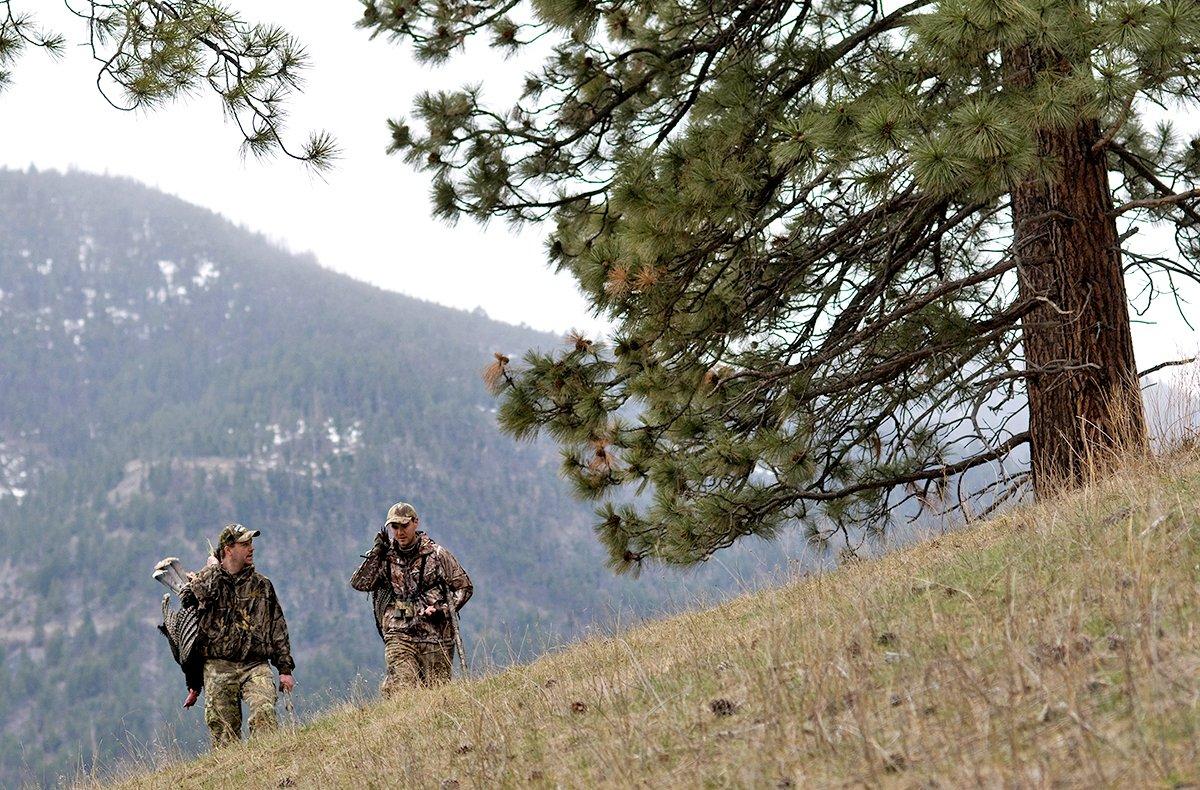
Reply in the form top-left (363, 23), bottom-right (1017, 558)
top-left (362, 0), bottom-right (1200, 567)
top-left (0, 1), bottom-right (335, 167)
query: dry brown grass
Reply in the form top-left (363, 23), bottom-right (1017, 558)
top-left (95, 449), bottom-right (1200, 789)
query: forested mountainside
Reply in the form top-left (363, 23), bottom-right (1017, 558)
top-left (0, 169), bottom-right (787, 786)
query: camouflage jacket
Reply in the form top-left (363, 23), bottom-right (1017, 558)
top-left (182, 564), bottom-right (295, 674)
top-left (350, 532), bottom-right (472, 644)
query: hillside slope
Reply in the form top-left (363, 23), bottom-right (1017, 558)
top-left (106, 451), bottom-right (1200, 788)
top-left (0, 168), bottom-right (785, 786)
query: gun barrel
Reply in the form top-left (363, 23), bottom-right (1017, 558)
top-left (443, 583), bottom-right (469, 677)
top-left (451, 608), bottom-right (468, 676)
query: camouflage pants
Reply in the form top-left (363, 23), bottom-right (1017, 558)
top-left (203, 659), bottom-right (278, 746)
top-left (381, 636), bottom-right (454, 698)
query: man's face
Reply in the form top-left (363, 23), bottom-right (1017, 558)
top-left (226, 539), bottom-right (254, 567)
top-left (390, 518), bottom-right (418, 547)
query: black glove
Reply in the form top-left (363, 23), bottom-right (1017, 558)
top-left (372, 529), bottom-right (389, 554)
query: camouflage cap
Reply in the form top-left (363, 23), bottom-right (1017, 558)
top-left (385, 502), bottom-right (418, 526)
top-left (218, 523), bottom-right (260, 546)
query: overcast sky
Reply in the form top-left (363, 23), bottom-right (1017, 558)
top-left (1, 2), bottom-right (1196, 369)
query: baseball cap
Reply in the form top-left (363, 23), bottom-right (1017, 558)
top-left (218, 523), bottom-right (260, 546)
top-left (385, 502), bottom-right (418, 525)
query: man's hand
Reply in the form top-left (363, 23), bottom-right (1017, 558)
top-left (421, 604), bottom-right (447, 621)
top-left (183, 688), bottom-right (200, 708)
top-left (279, 674), bottom-right (295, 693)
top-left (372, 529), bottom-right (389, 554)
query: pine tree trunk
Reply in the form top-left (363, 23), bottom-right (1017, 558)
top-left (1007, 47), bottom-right (1148, 494)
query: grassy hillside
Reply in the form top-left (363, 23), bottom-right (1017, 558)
top-left (101, 450), bottom-right (1200, 788)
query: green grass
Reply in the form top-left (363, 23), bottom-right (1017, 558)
top-left (95, 449), bottom-right (1200, 788)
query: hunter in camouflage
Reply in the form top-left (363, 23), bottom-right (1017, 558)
top-left (181, 523), bottom-right (295, 746)
top-left (351, 502), bottom-right (472, 697)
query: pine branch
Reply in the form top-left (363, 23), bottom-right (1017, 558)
top-left (1110, 141), bottom-right (1200, 226)
top-left (797, 431), bottom-right (1031, 503)
top-left (1113, 187), bottom-right (1200, 215)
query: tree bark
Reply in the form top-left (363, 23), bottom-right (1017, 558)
top-left (1007, 48), bottom-right (1148, 493)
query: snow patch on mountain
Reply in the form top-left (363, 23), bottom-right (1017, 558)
top-left (77, 235), bottom-right (96, 268)
top-left (105, 305), bottom-right (140, 324)
top-left (192, 260), bottom-right (220, 288)
top-left (0, 443), bottom-right (30, 502)
top-left (259, 417), bottom-right (364, 460)
top-left (157, 260), bottom-right (177, 285)
top-left (325, 418), bottom-right (364, 456)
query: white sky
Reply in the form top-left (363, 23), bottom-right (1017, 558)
top-left (0, 1), bottom-right (1196, 369)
